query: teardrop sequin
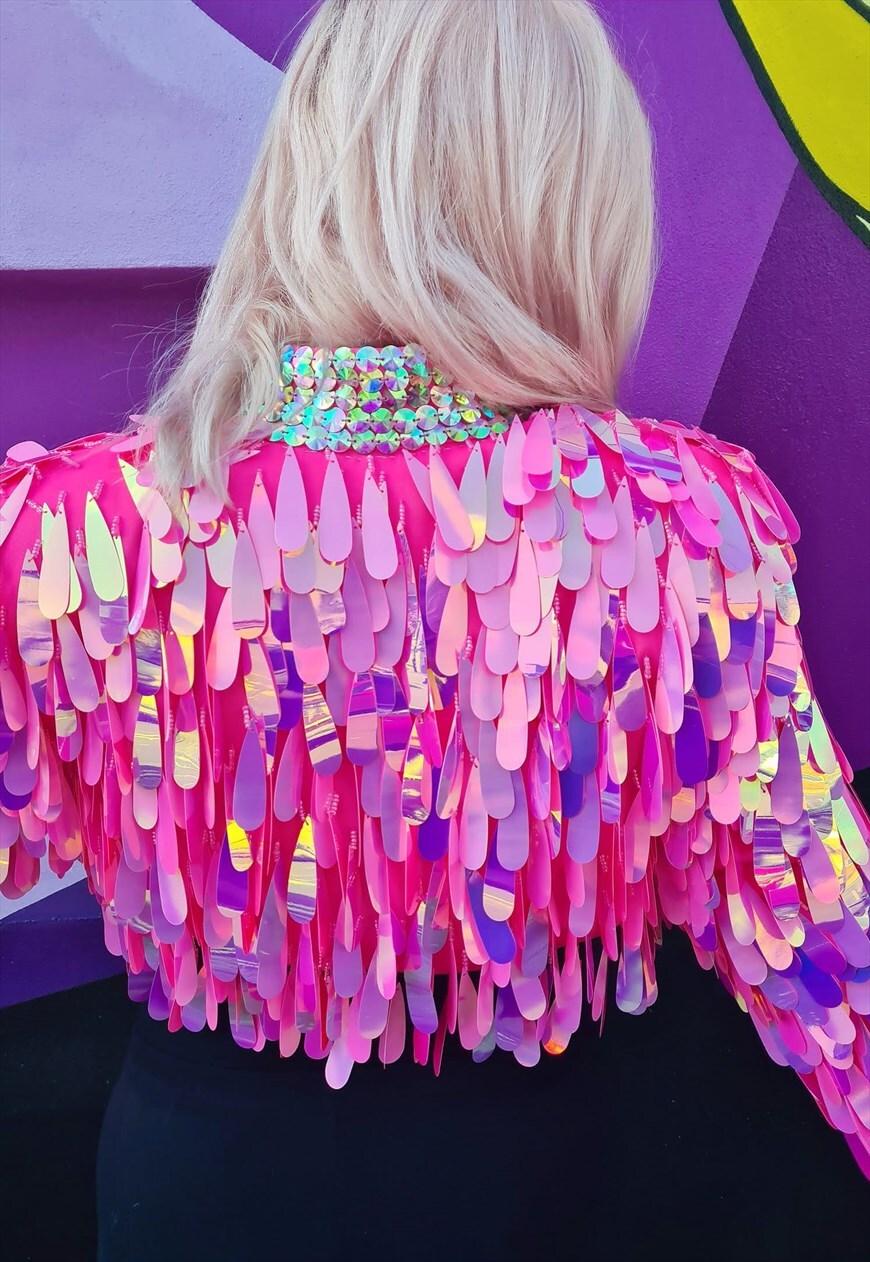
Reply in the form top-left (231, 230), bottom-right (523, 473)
top-left (1, 350), bottom-right (866, 1170)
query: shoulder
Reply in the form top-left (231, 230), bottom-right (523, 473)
top-left (554, 404), bottom-right (801, 555)
top-left (0, 425), bottom-right (286, 638)
top-left (0, 430), bottom-right (149, 564)
top-left (0, 422), bottom-right (294, 562)
top-left (0, 430), bottom-right (169, 644)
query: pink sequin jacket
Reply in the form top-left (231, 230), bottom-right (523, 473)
top-left (1, 346), bottom-right (868, 1167)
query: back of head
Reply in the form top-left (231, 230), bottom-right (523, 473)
top-left (150, 0), bottom-right (656, 495)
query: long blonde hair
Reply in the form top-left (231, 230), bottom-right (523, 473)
top-left (148, 0), bottom-right (657, 496)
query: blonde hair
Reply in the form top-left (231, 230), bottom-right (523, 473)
top-left (148, 0), bottom-right (656, 496)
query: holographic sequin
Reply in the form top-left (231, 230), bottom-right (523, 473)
top-left (268, 344), bottom-right (512, 452)
top-left (1, 351), bottom-right (868, 1174)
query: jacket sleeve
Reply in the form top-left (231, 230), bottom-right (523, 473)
top-left (0, 437), bottom-right (122, 904)
top-left (649, 425), bottom-right (870, 1171)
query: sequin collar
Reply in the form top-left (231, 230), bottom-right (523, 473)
top-left (268, 343), bottom-right (513, 454)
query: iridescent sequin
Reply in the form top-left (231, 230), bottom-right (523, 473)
top-left (268, 344), bottom-right (512, 452)
top-left (1, 353), bottom-right (868, 1172)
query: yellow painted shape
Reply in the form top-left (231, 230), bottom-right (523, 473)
top-left (734, 0), bottom-right (870, 208)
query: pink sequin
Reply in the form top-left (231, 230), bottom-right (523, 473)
top-left (1, 366), bottom-right (868, 1175)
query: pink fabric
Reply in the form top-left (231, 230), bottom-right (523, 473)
top-left (0, 403), bottom-right (868, 1169)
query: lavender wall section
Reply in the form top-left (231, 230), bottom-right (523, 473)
top-left (0, 0), bottom-right (281, 268)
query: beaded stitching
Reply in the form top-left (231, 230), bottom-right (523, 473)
top-left (268, 343), bottom-right (513, 453)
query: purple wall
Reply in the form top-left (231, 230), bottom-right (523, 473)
top-left (704, 167), bottom-right (870, 766)
top-left (1, 268), bottom-right (207, 444)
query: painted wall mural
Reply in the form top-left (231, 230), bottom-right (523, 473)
top-left (1, 0), bottom-right (868, 998)
top-left (721, 0), bottom-right (870, 244)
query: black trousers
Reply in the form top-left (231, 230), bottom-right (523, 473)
top-left (96, 932), bottom-right (866, 1262)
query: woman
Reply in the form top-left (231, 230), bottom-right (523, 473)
top-left (1, 0), bottom-right (867, 1256)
